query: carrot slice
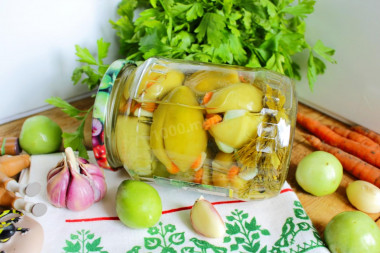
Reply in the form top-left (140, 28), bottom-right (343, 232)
top-left (194, 168), bottom-right (204, 184)
top-left (141, 102), bottom-right (157, 112)
top-left (167, 162), bottom-right (180, 174)
top-left (227, 165), bottom-right (240, 179)
top-left (191, 154), bottom-right (204, 170)
top-left (203, 114), bottom-right (222, 130)
top-left (202, 92), bottom-right (214, 105)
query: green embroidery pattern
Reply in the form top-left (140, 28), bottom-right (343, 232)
top-left (63, 229), bottom-right (108, 253)
top-left (269, 201), bottom-right (325, 253)
top-left (126, 222), bottom-right (227, 253)
top-left (224, 209), bottom-right (270, 252)
top-left (62, 202), bottom-right (326, 253)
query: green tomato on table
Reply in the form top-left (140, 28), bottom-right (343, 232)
top-left (116, 180), bottom-right (162, 229)
top-left (296, 151), bottom-right (343, 196)
top-left (324, 211), bottom-right (380, 253)
top-left (19, 115), bottom-right (62, 154)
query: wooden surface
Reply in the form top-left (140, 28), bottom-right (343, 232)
top-left (1, 97), bottom-right (379, 236)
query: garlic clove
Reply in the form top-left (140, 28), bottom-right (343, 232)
top-left (46, 159), bottom-right (70, 208)
top-left (190, 196), bottom-right (226, 238)
top-left (79, 160), bottom-right (107, 202)
top-left (66, 173), bottom-right (95, 211)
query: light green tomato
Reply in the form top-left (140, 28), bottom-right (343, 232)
top-left (19, 115), bottom-right (62, 154)
top-left (324, 211), bottom-right (380, 253)
top-left (116, 180), bottom-right (162, 229)
top-left (296, 151), bottom-right (343, 196)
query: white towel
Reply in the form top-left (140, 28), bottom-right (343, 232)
top-left (19, 152), bottom-right (330, 253)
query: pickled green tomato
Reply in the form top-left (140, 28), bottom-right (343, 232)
top-left (19, 115), bottom-right (62, 154)
top-left (296, 151), bottom-right (343, 196)
top-left (324, 211), bottom-right (380, 253)
top-left (116, 180), bottom-right (162, 228)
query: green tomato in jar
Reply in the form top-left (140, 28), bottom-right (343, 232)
top-left (116, 180), bottom-right (162, 229)
top-left (19, 115), bottom-right (62, 154)
top-left (324, 211), bottom-right (380, 253)
top-left (296, 151), bottom-right (343, 196)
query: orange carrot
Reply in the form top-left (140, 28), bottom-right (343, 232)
top-left (304, 134), bottom-right (380, 188)
top-left (203, 114), bottom-right (222, 130)
top-left (297, 112), bottom-right (380, 168)
top-left (0, 154), bottom-right (31, 177)
top-left (190, 154), bottom-right (203, 170)
top-left (167, 162), bottom-right (180, 174)
top-left (141, 102), bottom-right (157, 112)
top-left (328, 125), bottom-right (379, 148)
top-left (194, 168), bottom-right (204, 184)
top-left (202, 92), bottom-right (213, 105)
top-left (227, 165), bottom-right (240, 179)
top-left (351, 125), bottom-right (380, 145)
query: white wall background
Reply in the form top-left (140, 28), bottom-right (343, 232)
top-left (1, 0), bottom-right (380, 133)
top-left (296, 0), bottom-right (380, 133)
top-left (0, 0), bottom-right (120, 124)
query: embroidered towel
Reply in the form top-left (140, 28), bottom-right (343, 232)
top-left (19, 152), bottom-right (330, 253)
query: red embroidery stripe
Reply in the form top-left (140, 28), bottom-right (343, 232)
top-left (65, 187), bottom-right (293, 223)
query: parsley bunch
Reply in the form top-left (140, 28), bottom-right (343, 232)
top-left (113, 0), bottom-right (335, 89)
top-left (48, 0), bottom-right (336, 156)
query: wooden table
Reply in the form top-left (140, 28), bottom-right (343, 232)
top-left (1, 97), bottom-right (379, 236)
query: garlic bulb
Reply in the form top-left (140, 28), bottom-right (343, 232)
top-left (47, 147), bottom-right (107, 211)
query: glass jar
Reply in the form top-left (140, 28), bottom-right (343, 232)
top-left (92, 57), bottom-right (297, 200)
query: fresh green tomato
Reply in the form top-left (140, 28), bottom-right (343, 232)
top-left (116, 180), bottom-right (162, 229)
top-left (324, 211), bottom-right (380, 253)
top-left (296, 151), bottom-right (343, 196)
top-left (19, 115), bottom-right (62, 154)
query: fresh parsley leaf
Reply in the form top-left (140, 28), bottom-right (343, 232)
top-left (195, 12), bottom-right (226, 47)
top-left (97, 38), bottom-right (111, 65)
top-left (45, 97), bottom-right (92, 158)
top-left (281, 0), bottom-right (315, 18)
top-left (45, 97), bottom-right (84, 119)
top-left (313, 40), bottom-right (337, 64)
top-left (75, 46), bottom-right (98, 65)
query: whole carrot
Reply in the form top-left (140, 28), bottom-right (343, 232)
top-left (351, 125), bottom-right (380, 145)
top-left (297, 113), bottom-right (380, 168)
top-left (328, 125), bottom-right (379, 148)
top-left (304, 134), bottom-right (380, 188)
top-left (0, 154), bottom-right (31, 177)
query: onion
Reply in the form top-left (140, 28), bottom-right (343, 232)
top-left (346, 180), bottom-right (380, 213)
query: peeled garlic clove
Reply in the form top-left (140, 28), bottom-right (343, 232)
top-left (190, 196), bottom-right (226, 238)
top-left (46, 159), bottom-right (70, 208)
top-left (346, 180), bottom-right (380, 213)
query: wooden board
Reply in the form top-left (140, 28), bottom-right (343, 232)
top-left (1, 97), bottom-right (379, 236)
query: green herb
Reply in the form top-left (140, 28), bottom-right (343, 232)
top-left (110, 0), bottom-right (335, 90)
top-left (45, 97), bottom-right (92, 159)
top-left (46, 38), bottom-right (109, 156)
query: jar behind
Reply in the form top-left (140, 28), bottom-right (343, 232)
top-left (93, 57), bottom-right (297, 200)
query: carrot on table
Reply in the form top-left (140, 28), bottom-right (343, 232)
top-left (203, 114), bottom-right (222, 130)
top-left (0, 154), bottom-right (31, 177)
top-left (351, 125), bottom-right (380, 145)
top-left (304, 134), bottom-right (380, 188)
top-left (328, 125), bottom-right (379, 148)
top-left (297, 112), bottom-right (380, 168)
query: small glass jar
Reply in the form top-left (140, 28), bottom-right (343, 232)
top-left (92, 57), bottom-right (297, 200)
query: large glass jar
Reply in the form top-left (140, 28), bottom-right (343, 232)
top-left (92, 57), bottom-right (297, 200)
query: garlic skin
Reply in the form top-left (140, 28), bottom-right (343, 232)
top-left (190, 196), bottom-right (226, 238)
top-left (47, 147), bottom-right (107, 211)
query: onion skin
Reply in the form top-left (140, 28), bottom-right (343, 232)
top-left (46, 147), bottom-right (107, 211)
